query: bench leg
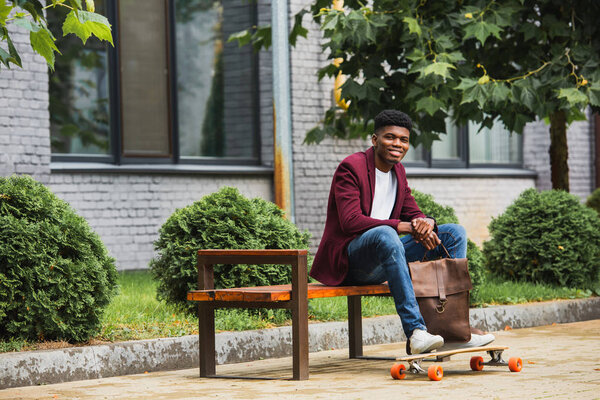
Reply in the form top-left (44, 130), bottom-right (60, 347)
top-left (291, 256), bottom-right (309, 380)
top-left (198, 304), bottom-right (215, 377)
top-left (292, 301), bottom-right (309, 380)
top-left (348, 296), bottom-right (363, 358)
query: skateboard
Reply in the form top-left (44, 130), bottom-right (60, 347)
top-left (390, 346), bottom-right (522, 381)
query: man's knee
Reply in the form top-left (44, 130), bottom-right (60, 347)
top-left (368, 226), bottom-right (405, 258)
top-left (438, 223), bottom-right (467, 245)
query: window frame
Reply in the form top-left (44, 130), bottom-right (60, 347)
top-left (50, 0), bottom-right (263, 167)
top-left (402, 124), bottom-right (524, 169)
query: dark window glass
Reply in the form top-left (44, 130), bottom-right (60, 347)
top-left (175, 0), bottom-right (258, 159)
top-left (48, 0), bottom-right (111, 155)
top-left (119, 0), bottom-right (171, 157)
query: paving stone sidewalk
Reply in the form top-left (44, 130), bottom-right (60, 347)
top-left (2, 319), bottom-right (599, 400)
top-left (1, 297), bottom-right (599, 390)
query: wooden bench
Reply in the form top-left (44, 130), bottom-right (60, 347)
top-left (187, 249), bottom-right (391, 380)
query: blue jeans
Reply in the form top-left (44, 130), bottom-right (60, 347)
top-left (345, 224), bottom-right (467, 337)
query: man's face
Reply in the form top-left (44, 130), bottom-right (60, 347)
top-left (372, 125), bottom-right (410, 169)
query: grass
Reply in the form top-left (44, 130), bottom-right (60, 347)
top-left (473, 276), bottom-right (594, 306)
top-left (100, 271), bottom-right (291, 342)
top-left (0, 270), bottom-right (595, 353)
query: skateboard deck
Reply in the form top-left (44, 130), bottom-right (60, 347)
top-left (391, 345), bottom-right (522, 381)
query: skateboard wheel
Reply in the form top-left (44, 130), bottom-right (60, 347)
top-left (390, 363), bottom-right (406, 380)
top-left (508, 357), bottom-right (523, 372)
top-left (470, 356), bottom-right (484, 371)
top-left (428, 365), bottom-right (443, 381)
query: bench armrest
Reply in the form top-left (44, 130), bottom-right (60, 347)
top-left (196, 249), bottom-right (309, 291)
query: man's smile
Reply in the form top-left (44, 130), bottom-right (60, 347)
top-left (388, 148), bottom-right (403, 157)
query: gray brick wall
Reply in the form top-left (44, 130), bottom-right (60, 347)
top-left (48, 173), bottom-right (272, 270)
top-left (0, 25), bottom-right (50, 183)
top-left (522, 109), bottom-right (595, 200)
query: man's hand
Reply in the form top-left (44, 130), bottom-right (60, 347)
top-left (411, 218), bottom-right (440, 251)
top-left (417, 230), bottom-right (441, 251)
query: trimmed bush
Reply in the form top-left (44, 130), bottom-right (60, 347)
top-left (150, 187), bottom-right (310, 314)
top-left (586, 188), bottom-right (600, 217)
top-left (412, 190), bottom-right (487, 301)
top-left (0, 176), bottom-right (117, 342)
top-left (484, 189), bottom-right (600, 288)
top-left (412, 190), bottom-right (459, 225)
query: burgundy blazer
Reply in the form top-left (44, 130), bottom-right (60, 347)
top-left (310, 147), bottom-right (426, 286)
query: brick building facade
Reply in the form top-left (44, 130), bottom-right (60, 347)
top-left (1, 0), bottom-right (597, 269)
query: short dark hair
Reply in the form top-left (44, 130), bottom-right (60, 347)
top-left (374, 110), bottom-right (413, 134)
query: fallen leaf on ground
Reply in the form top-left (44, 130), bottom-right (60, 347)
top-left (504, 325), bottom-right (512, 331)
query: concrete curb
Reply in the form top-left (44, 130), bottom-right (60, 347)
top-left (1, 297), bottom-right (599, 389)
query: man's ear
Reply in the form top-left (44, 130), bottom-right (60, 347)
top-left (371, 133), bottom-right (377, 146)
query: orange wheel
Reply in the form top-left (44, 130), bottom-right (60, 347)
top-left (470, 356), bottom-right (484, 371)
top-left (508, 357), bottom-right (523, 372)
top-left (428, 365), bottom-right (443, 381)
top-left (390, 363), bottom-right (406, 380)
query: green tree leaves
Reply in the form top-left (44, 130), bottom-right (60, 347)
top-left (463, 20), bottom-right (502, 45)
top-left (0, 0), bottom-right (112, 71)
top-left (422, 62), bottom-right (456, 79)
top-left (30, 25), bottom-right (59, 69)
top-left (402, 16), bottom-right (421, 36)
top-left (416, 96), bottom-right (445, 116)
top-left (62, 10), bottom-right (112, 45)
top-left (0, 28), bottom-right (21, 68)
top-left (557, 88), bottom-right (589, 106)
top-left (287, 0), bottom-right (600, 149)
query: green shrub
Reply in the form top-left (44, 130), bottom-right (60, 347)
top-left (412, 190), bottom-right (487, 301)
top-left (484, 188), bottom-right (600, 288)
top-left (0, 176), bottom-right (118, 342)
top-left (412, 190), bottom-right (459, 225)
top-left (585, 188), bottom-right (600, 216)
top-left (150, 187), bottom-right (310, 314)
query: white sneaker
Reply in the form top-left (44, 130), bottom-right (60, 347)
top-left (438, 333), bottom-right (495, 351)
top-left (409, 329), bottom-right (444, 355)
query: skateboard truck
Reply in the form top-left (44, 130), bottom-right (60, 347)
top-left (484, 349), bottom-right (508, 367)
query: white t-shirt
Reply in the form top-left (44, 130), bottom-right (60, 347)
top-left (370, 168), bottom-right (397, 220)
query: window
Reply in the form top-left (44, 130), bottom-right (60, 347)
top-left (119, 0), bottom-right (171, 158)
top-left (468, 121), bottom-right (522, 165)
top-left (49, 0), bottom-right (261, 165)
top-left (403, 119), bottom-right (522, 168)
top-left (48, 0), bottom-right (111, 157)
top-left (175, 1), bottom-right (259, 161)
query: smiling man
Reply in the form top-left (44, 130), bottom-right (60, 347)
top-left (310, 110), bottom-right (493, 355)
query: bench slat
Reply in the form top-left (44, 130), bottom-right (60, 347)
top-left (198, 249), bottom-right (308, 256)
top-left (187, 283), bottom-right (391, 303)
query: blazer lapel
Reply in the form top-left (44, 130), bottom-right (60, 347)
top-left (390, 163), bottom-right (404, 219)
top-left (366, 147), bottom-right (376, 216)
